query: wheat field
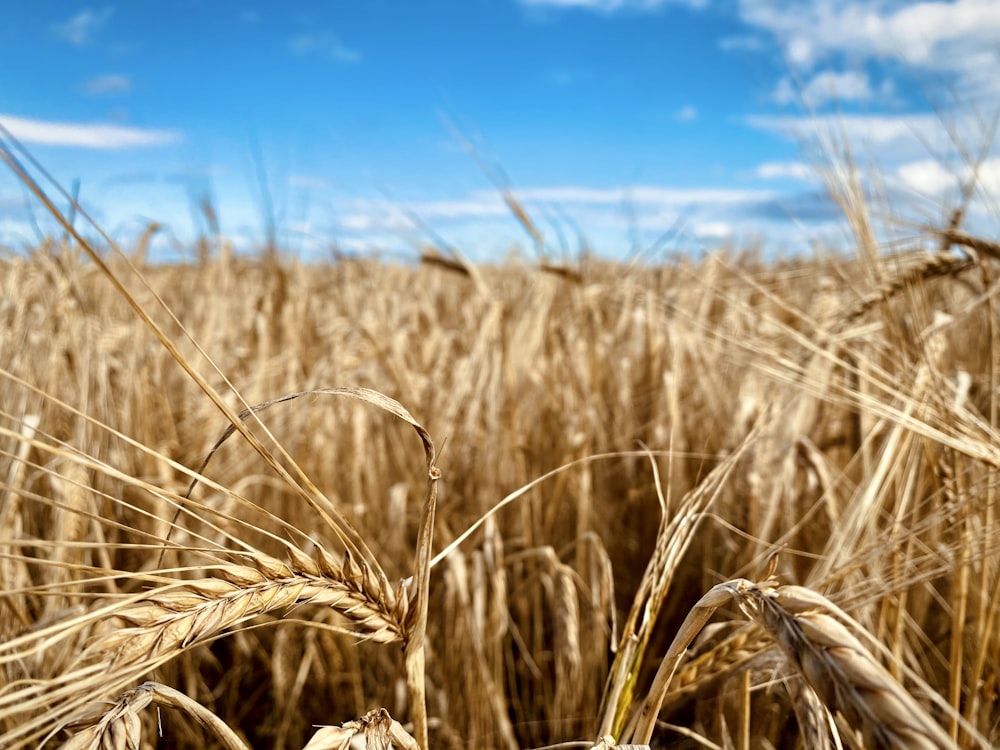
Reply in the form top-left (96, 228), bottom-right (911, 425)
top-left (1, 138), bottom-right (999, 749)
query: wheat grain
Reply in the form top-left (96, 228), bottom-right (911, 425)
top-left (93, 554), bottom-right (407, 670)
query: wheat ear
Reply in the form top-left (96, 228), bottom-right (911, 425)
top-left (94, 553), bottom-right (408, 669)
top-left (303, 708), bottom-right (419, 750)
top-left (631, 579), bottom-right (962, 749)
top-left (58, 681), bottom-right (249, 750)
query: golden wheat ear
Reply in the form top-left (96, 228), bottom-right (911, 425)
top-left (302, 708), bottom-right (419, 750)
top-left (735, 582), bottom-right (958, 749)
top-left (631, 578), bottom-right (969, 749)
top-left (57, 682), bottom-right (249, 750)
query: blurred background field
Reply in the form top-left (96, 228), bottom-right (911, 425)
top-left (2, 181), bottom-right (1000, 746)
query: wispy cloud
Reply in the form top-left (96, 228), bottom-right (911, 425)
top-left (543, 68), bottom-right (590, 86)
top-left (515, 185), bottom-right (772, 205)
top-left (675, 105), bottom-right (698, 122)
top-left (755, 161), bottom-right (816, 181)
top-left (81, 74), bottom-right (132, 96)
top-left (0, 114), bottom-right (179, 149)
top-left (52, 7), bottom-right (114, 46)
top-left (745, 112), bottom-right (948, 151)
top-left (772, 70), bottom-right (883, 107)
top-left (339, 195), bottom-right (511, 232)
top-left (330, 180), bottom-right (848, 259)
top-left (339, 211), bottom-right (413, 233)
top-left (337, 185), bottom-right (778, 238)
top-left (288, 33), bottom-right (361, 64)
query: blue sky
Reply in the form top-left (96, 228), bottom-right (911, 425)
top-left (1, 1), bottom-right (998, 260)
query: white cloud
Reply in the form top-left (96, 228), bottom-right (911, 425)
top-left (980, 160), bottom-right (1000, 193)
top-left (882, 0), bottom-right (1000, 64)
top-left (755, 161), bottom-right (816, 181)
top-left (339, 210), bottom-right (415, 233)
top-left (338, 214), bottom-right (374, 232)
top-left (694, 221), bottom-right (734, 239)
top-left (410, 197), bottom-right (512, 219)
top-left (81, 74), bottom-right (132, 96)
top-left (333, 185), bottom-right (781, 257)
top-left (772, 70), bottom-right (876, 106)
top-left (747, 113), bottom-right (1000, 183)
top-left (288, 33), bottom-right (362, 64)
top-left (745, 111), bottom-right (998, 236)
top-left (327, 182), bottom-right (848, 260)
top-left (339, 196), bottom-right (512, 232)
top-left (52, 7), bottom-right (114, 46)
top-left (676, 105), bottom-right (698, 122)
top-left (897, 159), bottom-right (959, 193)
top-left (0, 114), bottom-right (180, 149)
top-left (736, 0), bottom-right (1000, 99)
top-left (745, 112), bottom-right (951, 151)
top-left (898, 157), bottom-right (1000, 194)
top-left (336, 186), bottom-right (775, 232)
